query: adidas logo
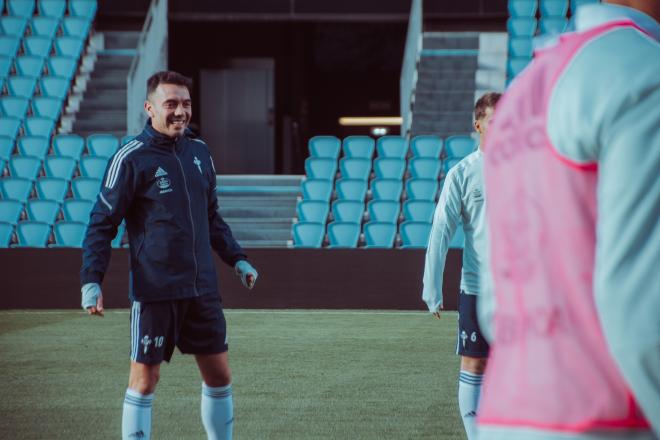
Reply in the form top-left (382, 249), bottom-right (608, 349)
top-left (155, 167), bottom-right (168, 178)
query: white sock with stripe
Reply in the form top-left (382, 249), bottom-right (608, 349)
top-left (458, 371), bottom-right (483, 440)
top-left (201, 383), bottom-right (234, 440)
top-left (122, 388), bottom-right (154, 440)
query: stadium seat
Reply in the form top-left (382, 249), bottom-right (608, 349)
top-left (111, 222), bottom-right (125, 248)
top-left (373, 158), bottom-right (405, 180)
top-left (24, 117), bottom-right (55, 138)
top-left (403, 200), bottom-right (435, 223)
top-left (7, 76), bottom-right (38, 99)
top-left (376, 136), bottom-right (408, 159)
top-left (370, 178), bottom-right (403, 202)
top-left (0, 137), bottom-right (13, 160)
top-left (0, 177), bottom-right (33, 201)
top-left (0, 117), bottom-right (22, 139)
top-left (70, 176), bottom-right (100, 200)
top-left (0, 221), bottom-right (13, 247)
top-left (367, 200), bottom-right (399, 224)
top-left (24, 36), bottom-right (53, 58)
top-left (38, 0), bottom-right (67, 19)
top-left (540, 0), bottom-right (568, 17)
top-left (0, 55), bottom-right (12, 78)
top-left (292, 222), bottom-right (325, 248)
top-left (450, 223), bottom-right (465, 249)
top-left (409, 158), bottom-right (441, 180)
top-left (507, 56), bottom-right (532, 78)
top-left (1, 16), bottom-right (29, 37)
top-left (364, 222), bottom-right (397, 248)
top-left (51, 220), bottom-right (86, 247)
top-left (7, 0), bottom-right (36, 18)
top-left (327, 222), bottom-right (360, 248)
top-left (54, 37), bottom-right (84, 59)
top-left (406, 178), bottom-right (438, 201)
top-left (46, 56), bottom-right (78, 80)
top-left (30, 16), bottom-right (60, 39)
top-left (9, 155), bottom-right (41, 180)
top-left (0, 97), bottom-right (30, 120)
top-left (69, 0), bottom-right (97, 20)
top-left (444, 158), bottom-right (461, 174)
top-left (301, 179), bottom-right (333, 201)
top-left (79, 156), bottom-right (107, 179)
top-left (331, 200), bottom-right (364, 224)
top-left (14, 56), bottom-right (45, 78)
top-left (296, 200), bottom-right (329, 223)
top-left (44, 156), bottom-right (76, 179)
top-left (39, 76), bottom-right (70, 100)
top-left (62, 199), bottom-right (93, 222)
top-left (14, 220), bottom-right (50, 247)
top-left (121, 135), bottom-right (135, 146)
top-left (507, 17), bottom-right (537, 37)
top-left (339, 158), bottom-right (371, 181)
top-left (445, 136), bottom-right (476, 159)
top-left (0, 199), bottom-right (23, 224)
top-left (35, 177), bottom-right (67, 201)
top-left (411, 135), bottom-right (443, 159)
top-left (26, 199), bottom-right (59, 224)
top-left (335, 178), bottom-right (367, 202)
top-left (87, 134), bottom-right (119, 159)
top-left (540, 17), bottom-right (568, 34)
top-left (508, 0), bottom-right (538, 17)
top-left (62, 17), bottom-right (90, 39)
top-left (31, 97), bottom-right (62, 121)
top-left (17, 136), bottom-right (49, 158)
top-left (0, 157), bottom-right (5, 174)
top-left (53, 134), bottom-right (85, 159)
top-left (399, 221), bottom-right (432, 249)
top-left (509, 37), bottom-right (534, 58)
top-left (304, 157), bottom-right (337, 181)
top-left (571, 0), bottom-right (598, 13)
top-left (0, 36), bottom-right (21, 58)
top-left (342, 135), bottom-right (375, 159)
top-left (308, 135), bottom-right (341, 159)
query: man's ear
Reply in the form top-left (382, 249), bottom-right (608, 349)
top-left (474, 119), bottom-right (481, 135)
top-left (144, 100), bottom-right (154, 118)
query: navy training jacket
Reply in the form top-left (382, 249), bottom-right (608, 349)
top-left (80, 120), bottom-right (247, 302)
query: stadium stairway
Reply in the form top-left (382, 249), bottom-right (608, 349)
top-left (216, 175), bottom-right (302, 248)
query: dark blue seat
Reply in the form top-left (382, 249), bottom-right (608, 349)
top-left (363, 222), bottom-right (397, 248)
top-left (292, 222), bottom-right (325, 248)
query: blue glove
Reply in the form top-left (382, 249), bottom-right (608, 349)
top-left (81, 283), bottom-right (102, 310)
top-left (235, 260), bottom-right (258, 289)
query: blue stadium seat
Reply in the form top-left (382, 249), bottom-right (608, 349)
top-left (509, 37), bottom-right (534, 58)
top-left (17, 136), bottom-right (49, 158)
top-left (403, 200), bottom-right (435, 223)
top-left (335, 178), bottom-right (367, 202)
top-left (78, 156), bottom-right (107, 179)
top-left (39, 76), bottom-right (70, 100)
top-left (301, 179), bottom-right (333, 201)
top-left (111, 222), bottom-right (125, 248)
top-left (121, 135), bottom-right (135, 146)
top-left (304, 157), bottom-right (337, 181)
top-left (0, 137), bottom-right (12, 160)
top-left (9, 155), bottom-right (41, 180)
top-left (0, 117), bottom-right (22, 139)
top-left (296, 200), bottom-right (328, 223)
top-left (0, 221), bottom-right (13, 247)
top-left (399, 221), bottom-right (432, 249)
top-left (292, 222), bottom-right (325, 248)
top-left (35, 176), bottom-right (67, 201)
top-left (38, 0), bottom-right (66, 19)
top-left (411, 135), bottom-right (443, 159)
top-left (450, 223), bottom-right (465, 249)
top-left (14, 56), bottom-right (45, 78)
top-left (445, 136), bottom-right (476, 159)
top-left (0, 55), bottom-right (12, 78)
top-left (24, 36), bottom-right (53, 58)
top-left (70, 176), bottom-right (99, 200)
top-left (308, 135), bottom-right (341, 159)
top-left (31, 97), bottom-right (62, 121)
top-left (86, 134), bottom-right (119, 158)
top-left (52, 220), bottom-right (86, 247)
top-left (62, 17), bottom-right (90, 39)
top-left (0, 36), bottom-right (21, 58)
top-left (508, 0), bottom-right (538, 17)
top-left (373, 158), bottom-right (405, 180)
top-left (44, 156), bottom-right (76, 179)
top-left (540, 0), bottom-right (568, 17)
top-left (571, 0), bottom-right (598, 13)
top-left (370, 178), bottom-right (402, 202)
top-left (342, 135), bottom-right (375, 159)
top-left (409, 158), bottom-right (441, 180)
top-left (7, 76), bottom-right (38, 99)
top-left (376, 136), bottom-right (408, 159)
top-left (539, 17), bottom-right (568, 34)
top-left (26, 199), bottom-right (59, 224)
top-left (507, 17), bottom-right (537, 37)
top-left (53, 134), bottom-right (84, 159)
top-left (331, 200), bottom-right (364, 224)
top-left (62, 199), bottom-right (93, 222)
top-left (1, 16), bottom-right (28, 37)
top-left (364, 222), bottom-right (397, 248)
top-left (30, 16), bottom-right (60, 39)
top-left (0, 177), bottom-right (33, 201)
top-left (54, 37), bottom-right (84, 59)
top-left (0, 96), bottom-right (30, 120)
top-left (69, 0), bottom-right (97, 20)
top-left (406, 178), bottom-right (438, 201)
top-left (327, 222), bottom-right (360, 248)
top-left (339, 158), bottom-right (371, 181)
top-left (24, 117), bottom-right (55, 138)
top-left (507, 56), bottom-right (532, 78)
top-left (7, 0), bottom-right (36, 18)
top-left (443, 158), bottom-right (461, 174)
top-left (46, 56), bottom-right (77, 80)
top-left (367, 200), bottom-right (399, 224)
top-left (0, 157), bottom-right (5, 174)
top-left (14, 220), bottom-right (50, 247)
top-left (0, 199), bottom-right (23, 224)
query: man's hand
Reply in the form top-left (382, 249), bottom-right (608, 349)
top-left (235, 260), bottom-right (258, 290)
top-left (432, 305), bottom-right (444, 320)
top-left (81, 283), bottom-right (104, 317)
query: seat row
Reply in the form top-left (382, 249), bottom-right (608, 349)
top-left (1, 196), bottom-right (91, 223)
top-left (1, 132), bottom-right (126, 161)
top-left (0, 218), bottom-right (123, 248)
top-left (298, 199), bottom-right (436, 225)
top-left (300, 178), bottom-right (444, 204)
top-left (1, 154), bottom-right (107, 181)
top-left (508, 0), bottom-right (598, 17)
top-left (0, 0), bottom-right (97, 20)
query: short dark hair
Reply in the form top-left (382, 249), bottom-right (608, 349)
top-left (146, 71), bottom-right (193, 98)
top-left (474, 92), bottom-right (502, 121)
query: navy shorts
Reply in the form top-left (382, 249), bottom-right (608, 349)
top-left (456, 291), bottom-right (489, 357)
top-left (129, 293), bottom-right (228, 365)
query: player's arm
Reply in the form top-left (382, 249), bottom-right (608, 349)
top-left (422, 171), bottom-right (462, 316)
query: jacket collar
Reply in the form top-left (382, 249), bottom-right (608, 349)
top-left (575, 3), bottom-right (660, 41)
top-left (143, 119), bottom-right (195, 151)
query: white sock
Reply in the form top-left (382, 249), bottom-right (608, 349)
top-left (458, 371), bottom-right (483, 440)
top-left (122, 388), bottom-right (154, 440)
top-left (201, 383), bottom-right (234, 440)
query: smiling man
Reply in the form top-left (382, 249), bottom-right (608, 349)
top-left (80, 71), bottom-right (258, 440)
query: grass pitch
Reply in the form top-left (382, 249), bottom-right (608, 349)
top-left (0, 309), bottom-right (464, 439)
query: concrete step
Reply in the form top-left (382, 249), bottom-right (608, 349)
top-left (79, 99), bottom-right (125, 111)
top-left (217, 197), bottom-right (298, 209)
top-left (75, 110), bottom-right (126, 121)
top-left (237, 239), bottom-right (291, 248)
top-left (94, 56), bottom-right (134, 70)
top-left (411, 118), bottom-right (473, 134)
top-left (417, 69), bottom-right (476, 81)
top-left (217, 175), bottom-right (303, 187)
top-left (227, 226), bottom-right (293, 241)
top-left (218, 206), bottom-right (296, 218)
top-left (74, 130), bottom-right (127, 139)
top-left (103, 31), bottom-right (141, 50)
top-left (81, 89), bottom-right (128, 102)
top-left (414, 91), bottom-right (475, 112)
top-left (416, 75), bottom-right (475, 90)
top-left (410, 128), bottom-right (472, 138)
top-left (423, 32), bottom-right (480, 49)
top-left (224, 218), bottom-right (294, 228)
top-left (419, 56), bottom-right (478, 71)
top-left (73, 118), bottom-right (126, 131)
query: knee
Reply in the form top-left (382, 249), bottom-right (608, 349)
top-left (461, 356), bottom-right (487, 374)
top-left (205, 367), bottom-right (232, 388)
top-left (129, 368), bottom-right (160, 394)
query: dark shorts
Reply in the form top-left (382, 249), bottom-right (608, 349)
top-left (129, 293), bottom-right (228, 365)
top-left (456, 291), bottom-right (489, 358)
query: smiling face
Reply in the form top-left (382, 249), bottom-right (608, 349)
top-left (144, 83), bottom-right (192, 138)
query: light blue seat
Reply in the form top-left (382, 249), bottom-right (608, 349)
top-left (508, 56), bottom-right (532, 78)
top-left (38, 0), bottom-right (66, 19)
top-left (540, 17), bottom-right (568, 34)
top-left (399, 221), bottom-right (432, 249)
top-left (409, 158), bottom-right (441, 180)
top-left (364, 222), bottom-right (397, 248)
top-left (1, 16), bottom-right (29, 37)
top-left (35, 176), bottom-right (67, 201)
top-left (443, 158), bottom-right (461, 174)
top-left (0, 36), bottom-right (21, 58)
top-left (403, 200), bottom-right (435, 223)
top-left (342, 135), bottom-right (375, 159)
top-left (69, 0), bottom-right (97, 20)
top-left (327, 221), bottom-right (360, 248)
top-left (411, 135), bottom-right (443, 159)
top-left (53, 134), bottom-right (84, 159)
top-left (46, 56), bottom-right (77, 80)
top-left (339, 158), bottom-right (371, 181)
top-left (62, 199), bottom-right (93, 222)
top-left (450, 223), bottom-right (465, 249)
top-left (540, 0), bottom-right (568, 17)
top-left (571, 0), bottom-right (598, 13)
top-left (7, 76), bottom-right (38, 100)
top-left (292, 222), bottom-right (325, 248)
top-left (31, 97), bottom-right (62, 121)
top-left (62, 17), bottom-right (90, 39)
top-left (87, 134), bottom-right (119, 159)
top-left (370, 178), bottom-right (402, 202)
top-left (39, 76), bottom-right (70, 100)
top-left (0, 221), bottom-right (13, 247)
top-left (30, 16), bottom-right (60, 39)
top-left (14, 56), bottom-right (45, 78)
top-left (0, 96), bottom-right (30, 120)
top-left (376, 136), bottom-right (408, 159)
top-left (111, 222), bottom-right (125, 248)
top-left (296, 200), bottom-right (328, 223)
top-left (0, 55), bottom-right (12, 78)
top-left (308, 135), bottom-right (340, 159)
top-left (0, 117), bottom-right (22, 138)
top-left (0, 199), bottom-right (23, 224)
top-left (10, 155), bottom-right (41, 180)
top-left (26, 199), bottom-right (59, 224)
top-left (509, 37), bottom-right (534, 58)
top-left (445, 135), bottom-right (476, 159)
top-left (373, 158), bottom-right (405, 180)
top-left (24, 117), bottom-right (55, 138)
top-left (18, 136), bottom-right (49, 158)
top-left (79, 156), bottom-right (107, 179)
top-left (44, 156), bottom-right (76, 179)
top-left (304, 157), bottom-right (337, 181)
top-left (507, 17), bottom-right (538, 37)
top-left (335, 178), bottom-right (367, 202)
top-left (121, 135), bottom-right (135, 146)
top-left (0, 177), bottom-right (33, 201)
top-left (54, 37), bottom-right (84, 59)
top-left (508, 0), bottom-right (538, 17)
top-left (7, 0), bottom-right (36, 18)
top-left (14, 220), bottom-right (50, 247)
top-left (367, 200), bottom-right (399, 224)
top-left (301, 179), bottom-right (333, 201)
top-left (24, 36), bottom-right (53, 58)
top-left (406, 178), bottom-right (438, 201)
top-left (52, 220), bottom-right (86, 247)
top-left (70, 176), bottom-right (100, 200)
top-left (0, 137), bottom-right (13, 160)
top-left (331, 200), bottom-right (364, 224)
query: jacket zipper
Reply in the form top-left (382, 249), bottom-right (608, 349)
top-left (174, 150), bottom-right (199, 296)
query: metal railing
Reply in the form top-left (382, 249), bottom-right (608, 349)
top-left (400, 0), bottom-right (422, 139)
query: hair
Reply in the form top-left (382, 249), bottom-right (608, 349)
top-left (474, 92), bottom-right (502, 121)
top-left (146, 71), bottom-right (193, 98)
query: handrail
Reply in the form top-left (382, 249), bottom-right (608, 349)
top-left (400, 0), bottom-right (422, 139)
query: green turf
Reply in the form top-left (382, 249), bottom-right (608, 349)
top-left (0, 310), bottom-right (464, 439)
